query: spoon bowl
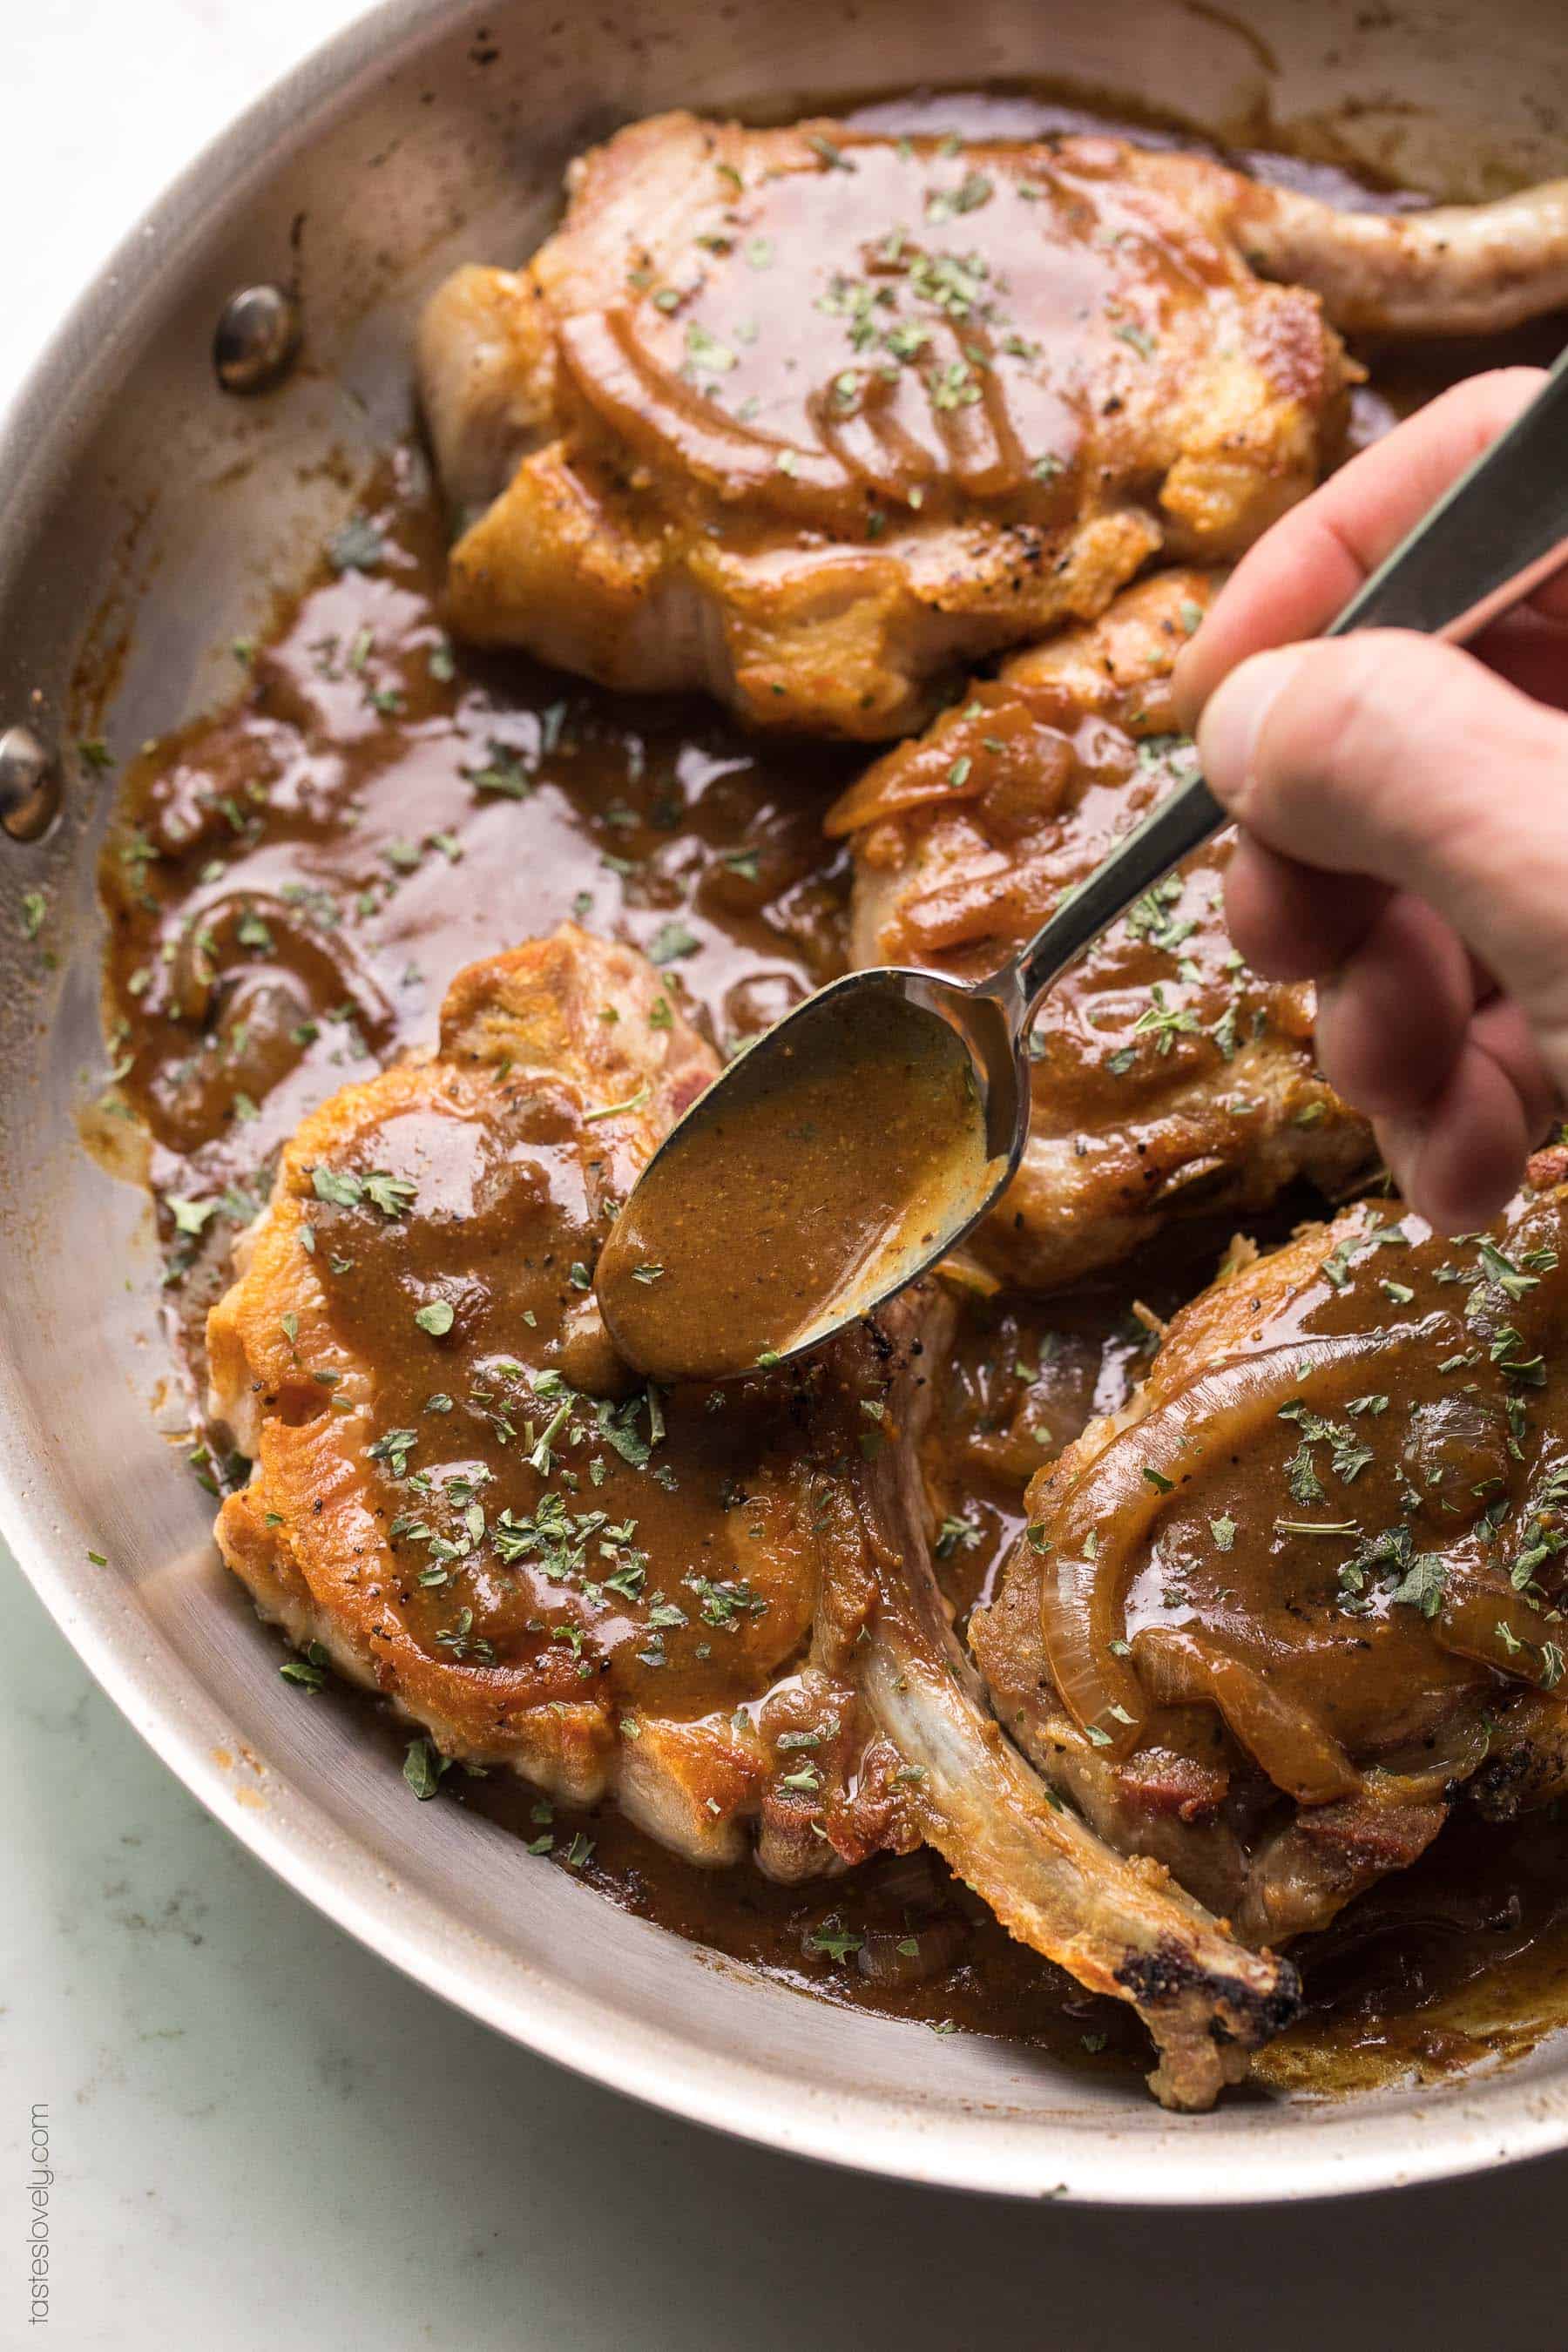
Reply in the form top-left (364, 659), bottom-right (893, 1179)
top-left (595, 965), bottom-right (1019, 1381)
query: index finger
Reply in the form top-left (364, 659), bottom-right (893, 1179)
top-left (1172, 365), bottom-right (1548, 728)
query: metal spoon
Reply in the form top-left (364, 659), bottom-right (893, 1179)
top-left (598, 345), bottom-right (1568, 1381)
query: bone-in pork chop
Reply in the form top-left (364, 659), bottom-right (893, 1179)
top-left (972, 1161), bottom-right (1568, 1949)
top-left (209, 924), bottom-right (923, 1874)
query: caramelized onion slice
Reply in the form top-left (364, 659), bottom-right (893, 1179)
top-left (166, 889), bottom-right (396, 1043)
top-left (1364, 1705), bottom-right (1492, 1803)
top-left (1132, 1625), bottom-right (1360, 1804)
top-left (821, 690), bottom-right (1062, 839)
top-left (817, 369), bottom-right (942, 505)
top-left (1041, 1329), bottom-right (1417, 1755)
top-left (821, 1289), bottom-right (1299, 2110)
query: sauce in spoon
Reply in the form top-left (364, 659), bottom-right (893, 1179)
top-left (596, 984), bottom-right (997, 1380)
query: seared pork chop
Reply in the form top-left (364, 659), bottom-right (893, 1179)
top-left (419, 112), bottom-right (1568, 738)
top-left (972, 1163), bottom-right (1568, 1949)
top-left (827, 570), bottom-right (1374, 1288)
top-left (209, 924), bottom-right (921, 1874)
top-left (417, 113), bottom-right (1352, 735)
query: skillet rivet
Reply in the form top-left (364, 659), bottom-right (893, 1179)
top-left (213, 284), bottom-right (301, 394)
top-left (0, 727), bottom-right (60, 842)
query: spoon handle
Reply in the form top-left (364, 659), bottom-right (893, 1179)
top-left (1006, 339), bottom-right (1568, 1019)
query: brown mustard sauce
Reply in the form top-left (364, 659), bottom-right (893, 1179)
top-left (95, 87), bottom-right (1568, 2094)
top-left (1116, 1201), bottom-right (1567, 1769)
top-left (596, 986), bottom-right (996, 1381)
top-left (582, 131), bottom-right (1203, 536)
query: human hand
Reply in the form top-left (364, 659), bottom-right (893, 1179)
top-left (1173, 366), bottom-right (1568, 1233)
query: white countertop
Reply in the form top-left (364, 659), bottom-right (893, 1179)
top-left (7, 10), bottom-right (1568, 2347)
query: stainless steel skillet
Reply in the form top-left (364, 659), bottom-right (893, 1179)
top-left (4, 0), bottom-right (1568, 2203)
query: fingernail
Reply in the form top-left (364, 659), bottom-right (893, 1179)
top-left (1195, 646), bottom-right (1308, 813)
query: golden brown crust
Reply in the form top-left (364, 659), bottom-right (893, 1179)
top-left (208, 931), bottom-right (729, 1800)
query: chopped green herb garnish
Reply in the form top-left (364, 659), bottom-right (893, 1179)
top-left (166, 1194), bottom-right (217, 1236)
top-left (647, 919), bottom-right (700, 966)
top-left (1391, 1549), bottom-right (1448, 1619)
top-left (403, 1738), bottom-right (450, 1800)
top-left (807, 134), bottom-right (855, 172)
top-left (808, 1922), bottom-right (864, 1961)
top-left (280, 1641), bottom-right (331, 1695)
top-left (328, 515), bottom-right (384, 573)
top-left (585, 1080), bottom-right (652, 1124)
top-left (935, 1513), bottom-right (982, 1559)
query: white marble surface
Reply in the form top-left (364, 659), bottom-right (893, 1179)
top-left (8, 9), bottom-right (1568, 2348)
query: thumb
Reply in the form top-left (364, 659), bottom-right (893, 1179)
top-left (1197, 628), bottom-right (1568, 1093)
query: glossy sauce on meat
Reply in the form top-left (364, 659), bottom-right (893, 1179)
top-left (1036, 1194), bottom-right (1568, 1820)
top-left (94, 86), bottom-right (1568, 2095)
top-left (569, 127), bottom-right (1249, 536)
top-left (1118, 1211), bottom-right (1555, 1763)
top-left (828, 616), bottom-right (1303, 1146)
top-left (276, 1071), bottom-right (819, 1720)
